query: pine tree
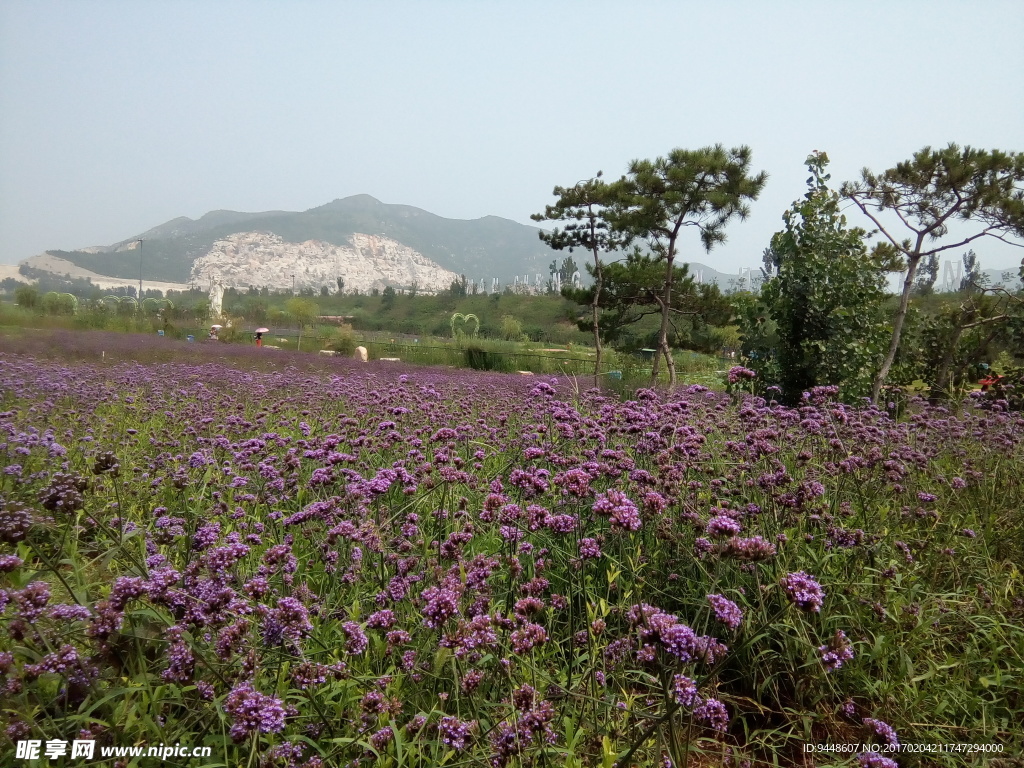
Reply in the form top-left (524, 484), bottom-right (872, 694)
top-left (533, 174), bottom-right (622, 387)
top-left (841, 144), bottom-right (1024, 401)
top-left (604, 145), bottom-right (767, 387)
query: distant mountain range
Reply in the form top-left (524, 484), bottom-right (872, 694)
top-left (19, 193), bottom-right (1020, 293)
top-left (27, 195), bottom-right (560, 288)
top-left (977, 267), bottom-right (1024, 291)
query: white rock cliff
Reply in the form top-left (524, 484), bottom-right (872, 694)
top-left (189, 232), bottom-right (461, 294)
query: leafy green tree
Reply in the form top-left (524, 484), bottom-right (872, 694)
top-left (533, 173), bottom-right (623, 386)
top-left (500, 314), bottom-right (526, 341)
top-left (336, 276), bottom-right (345, 294)
top-left (559, 256), bottom-right (578, 286)
top-left (381, 285), bottom-right (396, 309)
top-left (242, 299), bottom-right (268, 324)
top-left (449, 275), bottom-right (468, 298)
top-left (15, 285), bottom-right (39, 309)
top-left (960, 249), bottom-right (983, 292)
top-left (842, 143), bottom-right (1024, 401)
top-left (760, 152), bottom-right (889, 403)
top-left (915, 254), bottom-right (940, 295)
top-left (581, 251), bottom-right (730, 352)
top-left (605, 145), bottom-right (767, 386)
top-left (285, 297), bottom-right (319, 352)
top-left (545, 256), bottom-right (580, 293)
top-left (921, 291), bottom-right (1014, 398)
top-left (41, 292), bottom-right (77, 316)
top-left (732, 290), bottom-right (780, 384)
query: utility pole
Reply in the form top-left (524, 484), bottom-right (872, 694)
top-left (137, 239), bottom-right (144, 301)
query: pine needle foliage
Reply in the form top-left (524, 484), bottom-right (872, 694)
top-left (603, 145), bottom-right (767, 387)
top-left (841, 143), bottom-right (1024, 401)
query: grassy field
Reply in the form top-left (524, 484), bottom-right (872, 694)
top-left (0, 300), bottom-right (728, 392)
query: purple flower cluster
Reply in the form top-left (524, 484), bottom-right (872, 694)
top-left (693, 698), bottom-right (730, 731)
top-left (421, 586), bottom-right (460, 628)
top-left (341, 621), bottom-right (368, 655)
top-left (723, 535), bottom-right (777, 561)
top-left (592, 489), bottom-right (642, 531)
top-left (262, 597), bottom-right (313, 646)
top-left (223, 681), bottom-right (288, 741)
top-left (818, 630), bottom-right (854, 671)
top-left (0, 502), bottom-right (33, 544)
top-left (578, 538), bottom-right (602, 559)
top-left (636, 607), bottom-right (728, 664)
top-left (863, 717), bottom-right (900, 747)
top-left (671, 674), bottom-right (701, 707)
top-left (727, 366), bottom-right (757, 384)
top-left (706, 515), bottom-right (742, 537)
top-left (781, 571), bottom-right (825, 612)
top-left (437, 715), bottom-right (475, 750)
top-left (510, 622), bottom-right (548, 654)
top-left (706, 594), bottom-right (743, 630)
top-left (488, 686), bottom-right (558, 766)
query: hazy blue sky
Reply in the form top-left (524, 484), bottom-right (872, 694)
top-left (2, 1), bottom-right (1022, 274)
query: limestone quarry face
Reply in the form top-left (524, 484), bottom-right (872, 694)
top-left (189, 232), bottom-right (461, 294)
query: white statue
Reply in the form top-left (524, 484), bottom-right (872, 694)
top-left (209, 280), bottom-right (225, 320)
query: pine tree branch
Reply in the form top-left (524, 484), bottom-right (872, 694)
top-left (988, 231), bottom-right (1024, 247)
top-left (920, 190), bottom-right (964, 239)
top-left (961, 314), bottom-right (1010, 330)
top-left (846, 195), bottom-right (906, 251)
top-left (975, 284), bottom-right (1023, 305)
top-left (919, 226), bottom-right (1005, 256)
top-left (889, 198), bottom-right (920, 235)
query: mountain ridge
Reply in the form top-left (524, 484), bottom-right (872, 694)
top-left (23, 195), bottom-right (1016, 293)
top-left (31, 196), bottom-right (554, 285)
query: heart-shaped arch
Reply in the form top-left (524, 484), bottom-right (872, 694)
top-left (450, 312), bottom-right (480, 337)
top-left (102, 295), bottom-right (139, 310)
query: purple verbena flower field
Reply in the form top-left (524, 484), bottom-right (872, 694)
top-left (1, 332), bottom-right (1022, 767)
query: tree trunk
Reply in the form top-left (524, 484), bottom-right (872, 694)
top-left (651, 253), bottom-right (677, 388)
top-left (931, 323), bottom-right (966, 400)
top-left (871, 253), bottom-right (922, 402)
top-left (934, 315), bottom-right (1007, 401)
top-left (591, 243), bottom-right (603, 390)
